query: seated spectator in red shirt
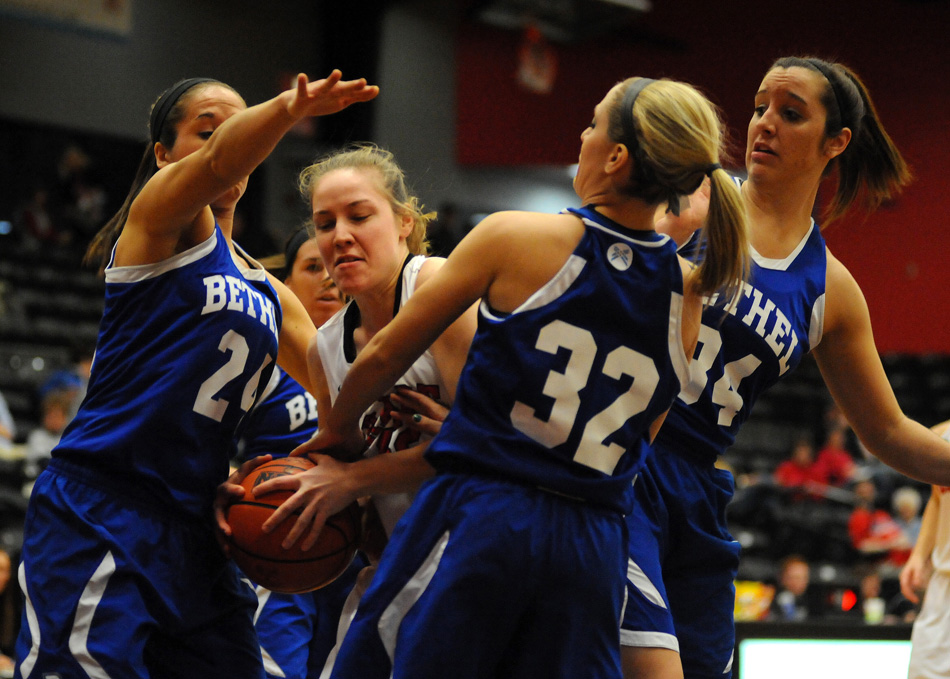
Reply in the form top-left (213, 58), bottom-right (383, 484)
top-left (814, 427), bottom-right (856, 487)
top-left (774, 438), bottom-right (828, 499)
top-left (848, 475), bottom-right (911, 566)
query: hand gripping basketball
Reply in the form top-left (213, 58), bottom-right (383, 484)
top-left (226, 457), bottom-right (361, 593)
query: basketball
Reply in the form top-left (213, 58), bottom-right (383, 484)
top-left (227, 456), bottom-right (361, 594)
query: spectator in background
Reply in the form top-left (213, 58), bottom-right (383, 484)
top-left (15, 185), bottom-right (68, 249)
top-left (0, 548), bottom-right (17, 673)
top-left (0, 391), bottom-right (14, 452)
top-left (39, 340), bottom-right (95, 420)
top-left (892, 485), bottom-right (924, 546)
top-left (849, 473), bottom-right (912, 567)
top-left (54, 144), bottom-right (108, 245)
top-left (856, 567), bottom-right (886, 624)
top-left (24, 390), bottom-right (71, 479)
top-left (815, 426), bottom-right (856, 487)
top-left (774, 438), bottom-right (827, 500)
top-left (769, 555), bottom-right (815, 621)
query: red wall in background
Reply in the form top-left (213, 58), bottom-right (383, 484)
top-left (455, 0), bottom-right (950, 354)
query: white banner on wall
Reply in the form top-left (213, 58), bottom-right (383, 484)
top-left (0, 0), bottom-right (131, 37)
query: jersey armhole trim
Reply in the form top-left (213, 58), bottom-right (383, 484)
top-left (105, 227), bottom-right (218, 283)
top-left (808, 293), bottom-right (826, 349)
top-left (669, 291), bottom-right (690, 392)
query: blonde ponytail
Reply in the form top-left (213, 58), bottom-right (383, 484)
top-left (609, 77), bottom-right (749, 301)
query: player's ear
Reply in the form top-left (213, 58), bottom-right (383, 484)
top-left (154, 142), bottom-right (172, 168)
top-left (605, 143), bottom-right (630, 177)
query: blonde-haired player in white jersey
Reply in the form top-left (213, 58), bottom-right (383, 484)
top-left (901, 421), bottom-right (950, 679)
top-left (239, 144), bottom-right (477, 677)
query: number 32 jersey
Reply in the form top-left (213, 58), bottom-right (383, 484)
top-left (656, 219), bottom-right (827, 465)
top-left (52, 226), bottom-right (281, 518)
top-left (427, 206), bottom-right (690, 514)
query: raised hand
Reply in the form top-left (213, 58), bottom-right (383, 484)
top-left (285, 71), bottom-right (379, 119)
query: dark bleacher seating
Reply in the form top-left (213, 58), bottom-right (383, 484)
top-left (0, 241), bottom-right (103, 435)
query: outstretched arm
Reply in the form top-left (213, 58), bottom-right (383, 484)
top-left (814, 254), bottom-right (950, 484)
top-left (128, 72), bottom-right (378, 247)
top-left (270, 272), bottom-right (320, 395)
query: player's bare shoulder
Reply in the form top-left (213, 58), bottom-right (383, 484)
top-left (822, 246), bottom-right (870, 336)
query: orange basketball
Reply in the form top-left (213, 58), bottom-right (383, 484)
top-left (227, 456), bottom-right (361, 593)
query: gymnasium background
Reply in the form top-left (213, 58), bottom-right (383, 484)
top-left (1, 1), bottom-right (948, 675)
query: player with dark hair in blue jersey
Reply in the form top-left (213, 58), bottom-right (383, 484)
top-left (235, 227), bottom-right (370, 679)
top-left (620, 57), bottom-right (950, 679)
top-left (280, 76), bottom-right (749, 679)
top-left (13, 72), bottom-right (377, 679)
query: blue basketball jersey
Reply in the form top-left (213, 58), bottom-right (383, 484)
top-left (426, 205), bottom-right (689, 514)
top-left (52, 226), bottom-right (281, 518)
top-left (655, 219), bottom-right (827, 465)
top-left (238, 368), bottom-right (318, 461)
top-left (236, 360), bottom-right (365, 679)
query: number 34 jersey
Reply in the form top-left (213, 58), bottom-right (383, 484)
top-left (656, 220), bottom-right (827, 465)
top-left (52, 226), bottom-right (281, 518)
top-left (427, 206), bottom-right (690, 514)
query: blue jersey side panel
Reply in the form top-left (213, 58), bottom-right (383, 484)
top-left (426, 206), bottom-right (688, 513)
top-left (656, 220), bottom-right (827, 464)
top-left (52, 227), bottom-right (282, 517)
top-left (239, 369), bottom-right (317, 460)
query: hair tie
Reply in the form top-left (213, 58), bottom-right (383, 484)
top-left (668, 164), bottom-right (720, 216)
top-left (666, 194), bottom-right (682, 217)
top-left (149, 77), bottom-right (216, 143)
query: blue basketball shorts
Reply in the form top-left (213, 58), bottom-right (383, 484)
top-left (327, 472), bottom-right (627, 679)
top-left (621, 449), bottom-right (741, 679)
top-left (251, 554), bottom-right (366, 679)
top-left (15, 463), bottom-right (264, 679)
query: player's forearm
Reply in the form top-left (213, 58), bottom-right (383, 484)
top-left (348, 444), bottom-right (435, 496)
top-left (910, 493), bottom-right (940, 562)
top-left (205, 95), bottom-right (298, 188)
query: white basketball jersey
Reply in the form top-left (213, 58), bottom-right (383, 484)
top-left (317, 256), bottom-right (448, 535)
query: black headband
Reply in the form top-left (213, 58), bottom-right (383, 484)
top-left (282, 228), bottom-right (313, 280)
top-left (621, 78), bottom-right (687, 216)
top-left (149, 77), bottom-right (216, 144)
top-left (621, 78), bottom-right (724, 217)
top-left (620, 77), bottom-right (657, 153)
top-left (805, 59), bottom-right (849, 131)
